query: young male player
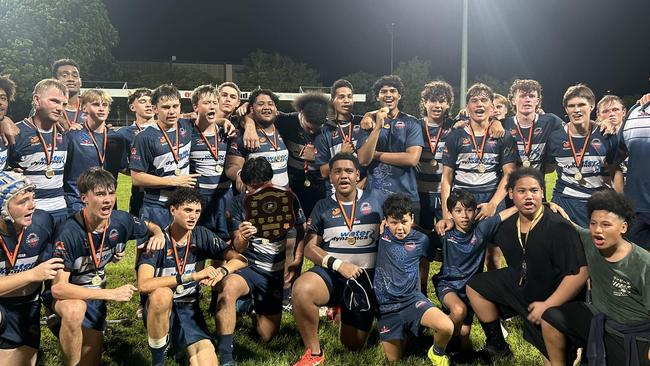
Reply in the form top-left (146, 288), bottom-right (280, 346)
top-left (291, 153), bottom-right (385, 366)
top-left (541, 190), bottom-right (650, 365)
top-left (138, 188), bottom-right (247, 366)
top-left (63, 89), bottom-right (125, 211)
top-left (0, 75), bottom-right (17, 170)
top-left (0, 171), bottom-right (63, 365)
top-left (50, 168), bottom-right (165, 366)
top-left (52, 59), bottom-right (84, 129)
top-left (546, 84), bottom-right (620, 227)
top-left (8, 79), bottom-right (71, 224)
top-left (215, 157), bottom-right (305, 366)
top-left (373, 193), bottom-right (454, 364)
top-left (493, 93), bottom-right (509, 121)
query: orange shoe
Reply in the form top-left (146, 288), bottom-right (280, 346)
top-left (293, 349), bottom-right (325, 366)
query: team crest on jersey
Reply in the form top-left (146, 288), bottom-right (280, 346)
top-left (179, 127), bottom-right (187, 138)
top-left (259, 137), bottom-right (267, 143)
top-left (562, 140), bottom-right (570, 149)
top-left (379, 325), bottom-right (391, 334)
top-left (509, 129), bottom-right (517, 137)
top-left (470, 235), bottom-right (478, 246)
top-left (360, 202), bottom-right (372, 215)
top-left (395, 121), bottom-right (405, 129)
top-left (331, 207), bottom-right (341, 217)
top-left (230, 142), bottom-right (238, 150)
top-left (55, 241), bottom-right (65, 251)
top-left (331, 130), bottom-right (339, 138)
top-left (306, 218), bottom-right (312, 226)
top-left (404, 241), bottom-right (416, 250)
top-left (29, 136), bottom-right (40, 145)
top-left (462, 137), bottom-right (470, 146)
top-left (159, 136), bottom-right (167, 145)
top-left (26, 233), bottom-right (39, 248)
top-left (591, 139), bottom-right (602, 150)
top-left (353, 125), bottom-right (361, 131)
top-left (109, 229), bottom-right (119, 242)
top-left (381, 234), bottom-right (391, 241)
top-left (80, 137), bottom-right (93, 146)
top-left (534, 127), bottom-right (542, 135)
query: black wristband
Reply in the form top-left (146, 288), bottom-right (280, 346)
top-left (326, 256), bottom-right (337, 270)
top-left (218, 266), bottom-right (230, 276)
top-left (175, 273), bottom-right (182, 285)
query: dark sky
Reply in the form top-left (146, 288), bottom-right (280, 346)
top-left (105, 0), bottom-right (650, 115)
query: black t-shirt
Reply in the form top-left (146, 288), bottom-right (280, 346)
top-left (494, 207), bottom-right (587, 302)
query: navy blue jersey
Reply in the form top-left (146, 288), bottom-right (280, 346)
top-left (53, 210), bottom-right (149, 288)
top-left (276, 112), bottom-right (321, 181)
top-left (63, 108), bottom-right (85, 126)
top-left (9, 119), bottom-right (68, 211)
top-left (314, 116), bottom-right (367, 166)
top-left (63, 127), bottom-right (126, 206)
top-left (228, 125), bottom-right (289, 187)
top-left (230, 192), bottom-right (305, 275)
top-left (137, 226), bottom-right (228, 302)
top-left (0, 139), bottom-right (7, 171)
top-left (116, 124), bottom-right (150, 215)
top-left (367, 112), bottom-right (423, 201)
top-left (190, 123), bottom-right (231, 197)
top-left (547, 124), bottom-right (617, 199)
top-left (416, 118), bottom-right (454, 194)
top-left (307, 188), bottom-right (385, 269)
top-left (619, 104), bottom-right (650, 213)
top-left (434, 215), bottom-right (501, 291)
top-left (503, 113), bottom-right (563, 170)
top-left (0, 210), bottom-right (54, 302)
top-left (442, 126), bottom-right (517, 193)
top-left (129, 119), bottom-right (193, 208)
top-left (374, 228), bottom-right (434, 312)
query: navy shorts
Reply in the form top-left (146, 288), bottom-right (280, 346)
top-left (552, 195), bottom-right (588, 228)
top-left (377, 295), bottom-right (434, 341)
top-left (472, 191), bottom-right (506, 213)
top-left (199, 189), bottom-right (232, 241)
top-left (237, 267), bottom-right (283, 316)
top-left (138, 205), bottom-right (172, 248)
top-left (0, 300), bottom-right (41, 349)
top-left (82, 299), bottom-right (107, 332)
top-left (434, 282), bottom-right (474, 326)
top-left (419, 191), bottom-right (443, 230)
top-left (308, 266), bottom-right (375, 332)
top-left (169, 302), bottom-right (211, 354)
top-left (629, 212), bottom-right (650, 249)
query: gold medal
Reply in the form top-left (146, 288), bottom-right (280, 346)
top-left (260, 238), bottom-right (270, 244)
top-left (91, 275), bottom-right (102, 286)
top-left (522, 160), bottom-right (531, 168)
top-left (430, 159), bottom-right (438, 168)
top-left (176, 284), bottom-right (184, 293)
top-left (347, 236), bottom-right (356, 245)
top-left (45, 166), bottom-right (55, 179)
top-left (174, 168), bottom-right (182, 176)
top-left (477, 163), bottom-right (486, 173)
top-left (215, 165), bottom-right (224, 174)
top-left (304, 179), bottom-right (311, 187)
top-left (574, 172), bottom-right (583, 181)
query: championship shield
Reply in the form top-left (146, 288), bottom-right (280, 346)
top-left (244, 184), bottom-right (296, 242)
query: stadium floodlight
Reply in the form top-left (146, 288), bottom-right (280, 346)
top-left (460, 0), bottom-right (468, 109)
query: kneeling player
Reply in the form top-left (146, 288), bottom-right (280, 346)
top-left (50, 168), bottom-right (165, 366)
top-left (374, 194), bottom-right (453, 364)
top-left (138, 188), bottom-right (247, 366)
top-left (0, 172), bottom-right (63, 365)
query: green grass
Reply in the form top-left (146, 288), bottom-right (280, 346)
top-left (40, 173), bottom-right (559, 365)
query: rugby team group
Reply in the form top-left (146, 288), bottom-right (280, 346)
top-left (0, 58), bottom-right (647, 366)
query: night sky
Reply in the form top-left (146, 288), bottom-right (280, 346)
top-left (105, 0), bottom-right (650, 115)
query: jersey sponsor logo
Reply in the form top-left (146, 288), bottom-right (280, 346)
top-left (395, 121), bottom-right (405, 129)
top-left (30, 136), bottom-right (40, 145)
top-left (591, 138), bottom-right (602, 150)
top-left (334, 230), bottom-right (373, 243)
top-left (404, 241), bottom-right (416, 250)
top-left (611, 275), bottom-right (632, 297)
top-left (562, 140), bottom-right (570, 149)
top-left (109, 228), bottom-right (119, 242)
top-left (381, 234), bottom-right (391, 242)
top-left (462, 137), bottom-right (470, 146)
top-left (26, 232), bottom-right (39, 248)
top-left (159, 136), bottom-right (167, 145)
top-left (360, 202), bottom-right (372, 215)
top-left (230, 142), bottom-right (238, 150)
top-left (179, 127), bottom-right (188, 138)
top-left (331, 130), bottom-right (339, 138)
top-left (379, 325), bottom-right (391, 334)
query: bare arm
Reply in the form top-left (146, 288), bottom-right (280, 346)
top-left (497, 206), bottom-right (519, 221)
top-left (610, 164), bottom-right (624, 193)
top-left (51, 269), bottom-right (125, 301)
top-left (319, 164), bottom-right (330, 180)
top-left (0, 258), bottom-right (64, 296)
top-left (440, 166), bottom-right (455, 220)
top-left (303, 233), bottom-right (327, 266)
top-left (131, 170), bottom-right (198, 189)
top-left (356, 108), bottom-right (388, 166)
top-left (225, 155), bottom-right (245, 192)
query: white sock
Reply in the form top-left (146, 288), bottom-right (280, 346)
top-left (148, 335), bottom-right (169, 348)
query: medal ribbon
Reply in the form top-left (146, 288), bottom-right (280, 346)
top-left (63, 106), bottom-right (80, 128)
top-left (196, 123), bottom-right (220, 163)
top-left (170, 229), bottom-right (192, 275)
top-left (299, 143), bottom-right (314, 176)
top-left (81, 209), bottom-right (109, 273)
top-left (337, 123), bottom-right (353, 143)
top-left (424, 122), bottom-right (444, 157)
top-left (468, 124), bottom-right (489, 163)
top-left (568, 125), bottom-right (592, 172)
top-left (157, 122), bottom-right (180, 165)
top-left (515, 118), bottom-right (535, 157)
top-left (0, 229), bottom-right (25, 269)
top-left (257, 125), bottom-right (278, 151)
top-left (336, 192), bottom-right (357, 233)
top-left (84, 123), bottom-right (108, 166)
top-left (29, 118), bottom-right (57, 168)
top-left (135, 121), bottom-right (143, 132)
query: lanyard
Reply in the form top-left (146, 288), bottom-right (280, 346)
top-left (424, 122), bottom-right (444, 156)
top-left (64, 107), bottom-right (80, 128)
top-left (157, 122), bottom-right (180, 164)
top-left (0, 229), bottom-right (25, 269)
top-left (28, 118), bottom-right (57, 167)
top-left (257, 125), bottom-right (278, 151)
top-left (336, 192), bottom-right (357, 233)
top-left (515, 117), bottom-right (535, 157)
top-left (568, 125), bottom-right (592, 171)
top-left (170, 229), bottom-right (191, 275)
top-left (468, 124), bottom-right (489, 163)
top-left (84, 123), bottom-right (108, 166)
top-left (195, 124), bottom-right (220, 162)
top-left (81, 209), bottom-right (109, 273)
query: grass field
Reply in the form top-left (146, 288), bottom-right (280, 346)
top-left (39, 173), bottom-right (559, 365)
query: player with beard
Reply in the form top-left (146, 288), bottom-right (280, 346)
top-left (50, 168), bottom-right (165, 366)
top-left (466, 167), bottom-right (588, 362)
top-left (52, 59), bottom-right (84, 130)
top-left (0, 172), bottom-right (62, 366)
top-left (291, 153), bottom-right (385, 366)
top-left (545, 84), bottom-right (620, 227)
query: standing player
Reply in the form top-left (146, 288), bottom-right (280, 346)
top-left (63, 89), bottom-right (125, 211)
top-left (0, 76), bottom-right (16, 170)
top-left (373, 193), bottom-right (454, 364)
top-left (503, 79), bottom-right (563, 171)
top-left (50, 168), bottom-right (165, 366)
top-left (8, 79), bottom-right (71, 224)
top-left (215, 157), bottom-right (305, 366)
top-left (138, 188), bottom-right (247, 366)
top-left (546, 84), bottom-right (620, 227)
top-left (357, 75), bottom-right (423, 218)
top-left (291, 153), bottom-right (385, 366)
top-left (216, 82), bottom-right (242, 119)
top-left (117, 88), bottom-right (154, 218)
top-left (0, 172), bottom-right (63, 365)
top-left (52, 59), bottom-right (83, 130)
top-left (596, 95), bottom-right (627, 187)
top-left (493, 93), bottom-right (509, 121)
